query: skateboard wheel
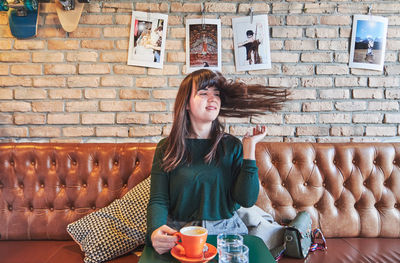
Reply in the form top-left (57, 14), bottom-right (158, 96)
top-left (24, 0), bottom-right (38, 11)
top-left (59, 0), bottom-right (74, 11)
top-left (0, 0), bottom-right (9, 11)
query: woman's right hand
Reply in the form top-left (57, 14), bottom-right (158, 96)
top-left (151, 225), bottom-right (179, 255)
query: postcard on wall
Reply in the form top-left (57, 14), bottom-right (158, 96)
top-left (128, 11), bottom-right (168, 69)
top-left (349, 15), bottom-right (388, 71)
top-left (186, 19), bottom-right (221, 73)
top-left (232, 15), bottom-right (271, 72)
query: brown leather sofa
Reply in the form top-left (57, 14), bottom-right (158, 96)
top-left (1, 142), bottom-right (399, 263)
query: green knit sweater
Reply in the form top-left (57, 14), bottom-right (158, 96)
top-left (146, 134), bottom-right (259, 245)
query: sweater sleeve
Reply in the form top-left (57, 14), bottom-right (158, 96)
top-left (145, 140), bottom-right (170, 246)
top-left (231, 140), bottom-right (260, 208)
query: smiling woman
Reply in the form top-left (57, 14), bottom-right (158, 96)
top-left (146, 69), bottom-right (289, 255)
top-left (187, 86), bottom-right (221, 132)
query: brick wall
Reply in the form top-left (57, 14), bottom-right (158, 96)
top-left (0, 0), bottom-right (399, 143)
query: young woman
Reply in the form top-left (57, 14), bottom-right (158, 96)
top-left (146, 69), bottom-right (287, 254)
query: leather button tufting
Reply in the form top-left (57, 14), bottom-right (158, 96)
top-left (10, 161), bottom-right (14, 166)
top-left (373, 160), bottom-right (377, 164)
top-left (282, 182), bottom-right (285, 187)
top-left (92, 206), bottom-right (96, 210)
top-left (29, 206), bottom-right (33, 211)
top-left (314, 204), bottom-right (318, 208)
top-left (114, 161), bottom-right (118, 165)
top-left (363, 181), bottom-right (367, 186)
top-left (395, 204), bottom-right (399, 208)
top-left (313, 160), bottom-right (317, 164)
top-left (31, 161), bottom-right (35, 165)
top-left (8, 205), bottom-right (12, 211)
top-left (40, 184), bottom-right (44, 188)
top-left (0, 183), bottom-right (3, 188)
top-left (322, 182), bottom-right (326, 187)
top-left (352, 160), bottom-right (356, 164)
top-left (104, 184), bottom-right (108, 187)
top-left (73, 161), bottom-right (77, 165)
top-left (292, 160), bottom-right (296, 164)
top-left (71, 207), bottom-right (75, 211)
top-left (293, 204), bottom-right (297, 208)
top-left (334, 202), bottom-right (338, 206)
top-left (304, 182), bottom-right (308, 186)
top-left (20, 184), bottom-right (24, 188)
top-left (83, 183), bottom-right (87, 188)
top-left (261, 181), bottom-right (265, 186)
top-left (49, 207), bottom-right (54, 211)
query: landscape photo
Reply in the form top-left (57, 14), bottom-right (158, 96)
top-left (349, 15), bottom-right (388, 71)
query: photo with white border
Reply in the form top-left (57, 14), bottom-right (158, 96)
top-left (186, 19), bottom-right (221, 73)
top-left (128, 11), bottom-right (168, 69)
top-left (349, 15), bottom-right (388, 71)
top-left (232, 15), bottom-right (271, 72)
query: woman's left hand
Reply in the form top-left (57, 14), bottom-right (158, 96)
top-left (242, 125), bottom-right (267, 160)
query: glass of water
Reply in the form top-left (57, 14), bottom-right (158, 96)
top-left (217, 234), bottom-right (248, 263)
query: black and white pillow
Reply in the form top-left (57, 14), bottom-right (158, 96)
top-left (67, 176), bottom-right (150, 263)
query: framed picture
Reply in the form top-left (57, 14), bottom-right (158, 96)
top-left (186, 19), bottom-right (221, 73)
top-left (232, 15), bottom-right (271, 72)
top-left (349, 15), bottom-right (388, 71)
top-left (128, 11), bottom-right (168, 69)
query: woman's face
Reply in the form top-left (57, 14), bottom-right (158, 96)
top-left (187, 84), bottom-right (221, 125)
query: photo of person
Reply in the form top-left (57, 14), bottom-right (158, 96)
top-left (128, 11), bottom-right (168, 69)
top-left (232, 15), bottom-right (271, 72)
top-left (238, 29), bottom-right (261, 65)
top-left (186, 19), bottom-right (221, 73)
top-left (349, 15), bottom-right (388, 71)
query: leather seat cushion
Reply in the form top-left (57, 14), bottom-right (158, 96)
top-left (0, 241), bottom-right (140, 263)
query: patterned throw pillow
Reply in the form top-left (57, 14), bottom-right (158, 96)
top-left (67, 176), bottom-right (150, 263)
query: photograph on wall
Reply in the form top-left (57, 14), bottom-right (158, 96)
top-left (349, 15), bottom-right (388, 71)
top-left (186, 19), bottom-right (221, 73)
top-left (128, 11), bottom-right (168, 69)
top-left (232, 15), bottom-right (271, 72)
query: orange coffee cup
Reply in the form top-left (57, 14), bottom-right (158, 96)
top-left (173, 226), bottom-right (208, 258)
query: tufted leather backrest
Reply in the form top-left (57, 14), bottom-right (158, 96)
top-left (255, 142), bottom-right (400, 238)
top-left (2, 142), bottom-right (400, 240)
top-left (0, 143), bottom-right (156, 240)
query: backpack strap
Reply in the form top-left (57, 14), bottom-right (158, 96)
top-left (309, 228), bottom-right (327, 252)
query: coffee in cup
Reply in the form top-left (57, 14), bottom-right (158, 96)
top-left (173, 226), bottom-right (208, 258)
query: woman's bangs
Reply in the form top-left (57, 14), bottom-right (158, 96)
top-left (197, 75), bottom-right (219, 91)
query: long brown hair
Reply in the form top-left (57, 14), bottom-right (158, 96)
top-left (161, 69), bottom-right (288, 172)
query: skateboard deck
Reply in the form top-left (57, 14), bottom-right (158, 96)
top-left (55, 0), bottom-right (84, 33)
top-left (7, 0), bottom-right (39, 39)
